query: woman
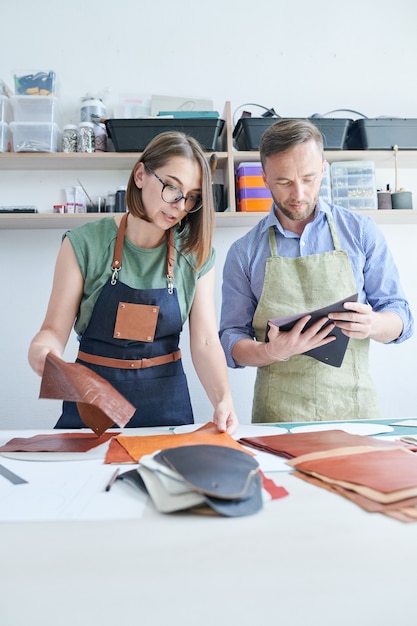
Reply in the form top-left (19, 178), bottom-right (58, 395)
top-left (28, 131), bottom-right (238, 434)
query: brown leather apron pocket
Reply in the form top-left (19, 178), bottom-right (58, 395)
top-left (113, 302), bottom-right (160, 342)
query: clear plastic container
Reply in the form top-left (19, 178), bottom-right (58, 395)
top-left (319, 161), bottom-right (332, 204)
top-left (13, 70), bottom-right (56, 96)
top-left (10, 95), bottom-right (60, 123)
top-left (0, 122), bottom-right (11, 152)
top-left (330, 161), bottom-right (377, 210)
top-left (0, 95), bottom-right (12, 123)
top-left (10, 122), bottom-right (60, 152)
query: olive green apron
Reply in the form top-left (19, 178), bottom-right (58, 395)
top-left (252, 213), bottom-right (381, 422)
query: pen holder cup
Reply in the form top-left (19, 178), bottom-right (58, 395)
top-left (377, 192), bottom-right (392, 210)
top-left (391, 191), bottom-right (413, 210)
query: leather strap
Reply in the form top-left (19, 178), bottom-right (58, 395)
top-left (77, 349), bottom-right (182, 370)
top-left (112, 212), bottom-right (128, 271)
top-left (111, 213), bottom-right (175, 292)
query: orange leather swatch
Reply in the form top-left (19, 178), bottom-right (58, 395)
top-left (104, 422), bottom-right (252, 464)
top-left (105, 437), bottom-right (137, 464)
top-left (40, 353), bottom-right (135, 436)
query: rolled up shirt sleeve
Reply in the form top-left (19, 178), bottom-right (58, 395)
top-left (219, 224), bottom-right (271, 368)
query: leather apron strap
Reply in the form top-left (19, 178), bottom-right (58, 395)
top-left (77, 349), bottom-right (182, 369)
top-left (111, 212), bottom-right (175, 293)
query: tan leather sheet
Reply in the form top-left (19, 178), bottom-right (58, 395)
top-left (104, 422), bottom-right (252, 464)
top-left (293, 471), bottom-right (417, 523)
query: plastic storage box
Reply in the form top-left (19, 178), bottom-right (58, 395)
top-left (238, 187), bottom-right (272, 200)
top-left (0, 122), bottom-right (11, 152)
top-left (235, 161), bottom-right (272, 211)
top-left (14, 70), bottom-right (56, 96)
top-left (346, 118), bottom-right (417, 150)
top-left (236, 161), bottom-right (263, 178)
top-left (10, 122), bottom-right (60, 152)
top-left (320, 161), bottom-right (332, 204)
top-left (105, 118), bottom-right (225, 151)
top-left (233, 117), bottom-right (353, 151)
top-left (0, 96), bottom-right (12, 123)
top-left (238, 198), bottom-right (272, 212)
top-left (11, 96), bottom-right (60, 123)
top-left (330, 161), bottom-right (377, 210)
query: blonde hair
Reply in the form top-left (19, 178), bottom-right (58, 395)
top-left (126, 131), bottom-right (214, 270)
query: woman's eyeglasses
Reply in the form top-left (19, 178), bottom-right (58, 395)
top-left (145, 165), bottom-right (202, 213)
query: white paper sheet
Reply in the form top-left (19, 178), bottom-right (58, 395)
top-left (288, 422), bottom-right (394, 436)
top-left (391, 419), bottom-right (417, 428)
top-left (0, 458), bottom-right (146, 522)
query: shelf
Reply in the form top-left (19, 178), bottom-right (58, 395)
top-left (232, 150), bottom-right (417, 168)
top-left (1, 149), bottom-right (414, 171)
top-left (0, 151), bottom-right (228, 171)
top-left (0, 211), bottom-right (266, 229)
top-left (1, 209), bottom-right (417, 230)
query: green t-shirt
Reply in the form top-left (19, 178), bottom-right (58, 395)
top-left (65, 216), bottom-right (215, 336)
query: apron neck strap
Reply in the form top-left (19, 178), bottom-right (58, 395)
top-left (166, 228), bottom-right (175, 294)
top-left (112, 212), bottom-right (128, 271)
top-left (268, 210), bottom-right (343, 256)
top-left (111, 213), bottom-right (175, 292)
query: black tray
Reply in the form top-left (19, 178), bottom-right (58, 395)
top-left (346, 118), bottom-right (417, 150)
top-left (105, 118), bottom-right (225, 152)
top-left (233, 117), bottom-right (353, 151)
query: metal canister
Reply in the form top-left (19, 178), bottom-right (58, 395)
top-left (80, 97), bottom-right (106, 125)
top-left (62, 124), bottom-right (78, 153)
top-left (115, 186), bottom-right (127, 212)
top-left (77, 122), bottom-right (95, 153)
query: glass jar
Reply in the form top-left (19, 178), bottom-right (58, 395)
top-left (62, 124), bottom-right (78, 153)
top-left (80, 97), bottom-right (106, 124)
top-left (77, 122), bottom-right (95, 153)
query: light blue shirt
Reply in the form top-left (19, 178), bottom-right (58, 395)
top-left (219, 199), bottom-right (414, 368)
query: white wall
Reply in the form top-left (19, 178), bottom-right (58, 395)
top-left (1, 0), bottom-right (417, 428)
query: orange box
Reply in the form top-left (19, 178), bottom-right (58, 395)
top-left (237, 175), bottom-right (266, 189)
top-left (238, 198), bottom-right (272, 212)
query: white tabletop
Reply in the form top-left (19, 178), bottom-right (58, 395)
top-left (1, 421), bottom-right (417, 626)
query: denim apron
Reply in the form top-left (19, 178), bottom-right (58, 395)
top-left (252, 213), bottom-right (381, 423)
top-left (55, 213), bottom-right (193, 428)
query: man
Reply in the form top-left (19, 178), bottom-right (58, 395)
top-left (219, 119), bottom-right (413, 422)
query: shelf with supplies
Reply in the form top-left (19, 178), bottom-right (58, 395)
top-left (1, 101), bottom-right (417, 229)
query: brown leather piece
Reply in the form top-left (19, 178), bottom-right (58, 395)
top-left (105, 437), bottom-right (137, 464)
top-left (239, 429), bottom-right (411, 459)
top-left (104, 422), bottom-right (253, 464)
top-left (113, 302), bottom-right (160, 342)
top-left (40, 353), bottom-right (135, 436)
top-left (288, 445), bottom-right (417, 503)
top-left (0, 432), bottom-right (118, 453)
top-left (293, 471), bottom-right (417, 523)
